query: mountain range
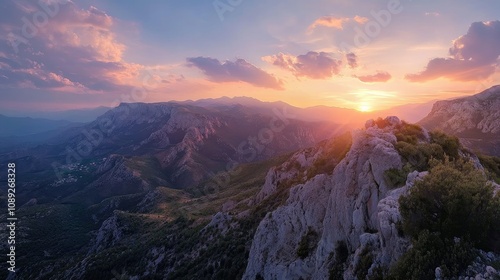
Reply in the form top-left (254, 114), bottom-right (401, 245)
top-left (0, 86), bottom-right (499, 279)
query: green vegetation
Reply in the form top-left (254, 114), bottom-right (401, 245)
top-left (389, 230), bottom-right (475, 280)
top-left (124, 156), bottom-right (171, 185)
top-left (399, 159), bottom-right (499, 245)
top-left (307, 132), bottom-right (352, 179)
top-left (13, 204), bottom-right (98, 279)
top-left (329, 241), bottom-right (349, 280)
top-left (384, 164), bottom-right (412, 189)
top-left (385, 123), bottom-right (463, 189)
top-left (478, 153), bottom-right (500, 184)
top-left (296, 227), bottom-right (319, 259)
top-left (389, 158), bottom-right (500, 279)
top-left (354, 246), bottom-right (377, 280)
top-left (394, 122), bottom-right (461, 171)
top-left (394, 122), bottom-right (426, 145)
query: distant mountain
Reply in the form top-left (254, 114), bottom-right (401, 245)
top-left (419, 85), bottom-right (500, 156)
top-left (0, 114), bottom-right (76, 137)
top-left (372, 100), bottom-right (436, 123)
top-left (184, 96), bottom-right (435, 125)
top-left (184, 96), bottom-right (362, 124)
top-left (3, 106), bottom-right (111, 123)
top-left (1, 101), bottom-right (345, 205)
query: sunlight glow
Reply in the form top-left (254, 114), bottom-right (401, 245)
top-left (358, 103), bottom-right (372, 112)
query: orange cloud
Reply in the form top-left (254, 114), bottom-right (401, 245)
top-left (406, 20), bottom-right (500, 82)
top-left (308, 15), bottom-right (369, 31)
top-left (354, 71), bottom-right (392, 83)
top-left (263, 51), bottom-right (343, 79)
top-left (0, 1), bottom-right (142, 93)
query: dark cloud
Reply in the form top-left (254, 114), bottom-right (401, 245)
top-left (186, 57), bottom-right (283, 90)
top-left (406, 20), bottom-right (500, 82)
top-left (0, 0), bottom-right (139, 92)
top-left (355, 71), bottom-right (392, 83)
top-left (264, 51), bottom-right (343, 79)
top-left (346, 52), bottom-right (358, 68)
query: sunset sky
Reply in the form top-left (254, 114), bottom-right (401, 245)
top-left (1, 0), bottom-right (499, 113)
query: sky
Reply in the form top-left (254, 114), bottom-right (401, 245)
top-left (0, 0), bottom-right (499, 114)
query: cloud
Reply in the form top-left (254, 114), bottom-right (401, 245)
top-left (355, 71), bottom-right (392, 83)
top-left (308, 15), bottom-right (368, 31)
top-left (406, 20), bottom-right (500, 82)
top-left (346, 53), bottom-right (358, 68)
top-left (186, 57), bottom-right (283, 90)
top-left (0, 0), bottom-right (141, 93)
top-left (424, 12), bottom-right (440, 17)
top-left (263, 51), bottom-right (343, 79)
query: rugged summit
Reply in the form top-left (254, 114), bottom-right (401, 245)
top-left (244, 116), bottom-right (500, 279)
top-left (244, 117), bottom-right (409, 279)
top-left (419, 85), bottom-right (500, 156)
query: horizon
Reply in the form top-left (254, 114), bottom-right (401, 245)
top-left (1, 0), bottom-right (499, 113)
top-left (0, 94), bottom-right (438, 118)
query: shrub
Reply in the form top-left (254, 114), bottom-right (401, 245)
top-left (399, 159), bottom-right (498, 246)
top-left (329, 241), bottom-right (349, 280)
top-left (308, 132), bottom-right (352, 179)
top-left (430, 130), bottom-right (460, 159)
top-left (384, 164), bottom-right (412, 188)
top-left (355, 246), bottom-right (374, 280)
top-left (388, 230), bottom-right (474, 280)
top-left (395, 141), bottom-right (446, 171)
top-left (391, 159), bottom-right (500, 278)
top-left (395, 122), bottom-right (425, 145)
top-left (374, 117), bottom-right (391, 129)
top-left (478, 153), bottom-right (500, 184)
top-left (297, 228), bottom-right (319, 259)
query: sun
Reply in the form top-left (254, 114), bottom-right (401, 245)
top-left (358, 103), bottom-right (372, 112)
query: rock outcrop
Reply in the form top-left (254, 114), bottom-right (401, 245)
top-left (244, 117), bottom-right (417, 279)
top-left (419, 85), bottom-right (500, 156)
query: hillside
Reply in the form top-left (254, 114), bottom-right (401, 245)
top-left (0, 102), bottom-right (344, 207)
top-left (419, 85), bottom-right (500, 156)
top-left (0, 114), bottom-right (76, 137)
top-left (2, 116), bottom-right (499, 279)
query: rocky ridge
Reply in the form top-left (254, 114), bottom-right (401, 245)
top-left (419, 85), bottom-right (500, 156)
top-left (243, 116), bottom-right (500, 279)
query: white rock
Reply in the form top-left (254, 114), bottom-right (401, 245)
top-left (244, 118), bottom-right (412, 279)
top-left (435, 267), bottom-right (442, 279)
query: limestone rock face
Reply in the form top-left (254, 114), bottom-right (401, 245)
top-left (244, 117), bottom-right (415, 279)
top-left (255, 146), bottom-right (320, 204)
top-left (419, 85), bottom-right (500, 156)
top-left (88, 214), bottom-right (124, 255)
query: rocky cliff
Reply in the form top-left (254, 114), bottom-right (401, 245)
top-left (244, 116), bottom-right (500, 279)
top-left (419, 85), bottom-right (500, 156)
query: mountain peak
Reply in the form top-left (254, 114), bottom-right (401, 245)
top-left (419, 85), bottom-right (500, 156)
top-left (475, 84), bottom-right (500, 100)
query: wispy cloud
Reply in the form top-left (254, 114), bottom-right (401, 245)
top-left (186, 57), bottom-right (283, 90)
top-left (406, 20), bottom-right (500, 82)
top-left (424, 12), bottom-right (440, 17)
top-left (354, 71), bottom-right (392, 83)
top-left (263, 51), bottom-right (343, 79)
top-left (308, 15), bottom-right (368, 31)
